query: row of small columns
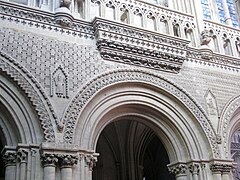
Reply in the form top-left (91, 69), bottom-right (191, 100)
top-left (41, 152), bottom-right (98, 180)
top-left (168, 162), bottom-right (233, 180)
top-left (2, 149), bottom-right (28, 180)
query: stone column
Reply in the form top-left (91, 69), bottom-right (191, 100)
top-left (210, 164), bottom-right (223, 180)
top-left (17, 149), bottom-right (28, 180)
top-left (41, 153), bottom-right (58, 180)
top-left (221, 0), bottom-right (232, 26)
top-left (84, 154), bottom-right (98, 180)
top-left (2, 151), bottom-right (17, 180)
top-left (189, 163), bottom-right (200, 180)
top-left (168, 163), bottom-right (188, 180)
top-left (59, 154), bottom-right (78, 180)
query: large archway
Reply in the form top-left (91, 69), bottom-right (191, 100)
top-left (72, 80), bottom-right (215, 180)
top-left (93, 119), bottom-right (175, 180)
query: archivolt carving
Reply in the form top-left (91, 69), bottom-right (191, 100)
top-left (219, 95), bottom-right (240, 158)
top-left (62, 69), bottom-right (220, 158)
top-left (0, 52), bottom-right (56, 142)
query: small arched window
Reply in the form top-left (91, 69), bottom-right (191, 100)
top-left (223, 34), bottom-right (233, 56)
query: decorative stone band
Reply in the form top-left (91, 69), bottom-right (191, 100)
top-left (58, 154), bottom-right (78, 168)
top-left (41, 153), bottom-right (78, 168)
top-left (41, 153), bottom-right (59, 167)
top-left (168, 163), bottom-right (187, 176)
top-left (93, 17), bottom-right (190, 73)
top-left (210, 163), bottom-right (233, 174)
top-left (2, 152), bottom-right (17, 166)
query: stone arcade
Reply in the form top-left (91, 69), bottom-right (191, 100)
top-left (0, 0), bottom-right (240, 179)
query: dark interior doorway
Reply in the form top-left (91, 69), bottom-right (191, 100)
top-left (93, 119), bottom-right (175, 180)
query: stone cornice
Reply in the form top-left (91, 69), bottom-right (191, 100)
top-left (93, 17), bottom-right (189, 73)
top-left (187, 47), bottom-right (240, 72)
top-left (0, 1), bottom-right (94, 39)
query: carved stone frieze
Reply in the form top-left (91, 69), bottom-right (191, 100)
top-left (93, 17), bottom-right (190, 73)
top-left (58, 154), bottom-right (78, 168)
top-left (62, 69), bottom-right (220, 158)
top-left (210, 163), bottom-right (233, 174)
top-left (41, 153), bottom-right (58, 167)
top-left (210, 163), bottom-right (223, 173)
top-left (168, 163), bottom-right (187, 176)
top-left (2, 152), bottom-right (17, 166)
top-left (0, 52), bottom-right (56, 142)
top-left (0, 1), bottom-right (94, 39)
top-left (187, 47), bottom-right (240, 72)
top-left (96, 39), bottom-right (184, 73)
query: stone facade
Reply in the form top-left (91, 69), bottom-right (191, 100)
top-left (0, 0), bottom-right (240, 179)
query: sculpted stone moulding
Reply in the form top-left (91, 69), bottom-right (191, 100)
top-left (0, 52), bottom-right (56, 142)
top-left (93, 17), bottom-right (190, 73)
top-left (62, 69), bottom-right (220, 158)
top-left (0, 1), bottom-right (94, 39)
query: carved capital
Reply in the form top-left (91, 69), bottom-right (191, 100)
top-left (58, 154), bottom-right (78, 168)
top-left (84, 154), bottom-right (98, 171)
top-left (168, 163), bottom-right (187, 176)
top-left (41, 153), bottom-right (58, 167)
top-left (189, 163), bottom-right (200, 175)
top-left (222, 164), bottom-right (233, 174)
top-left (2, 152), bottom-right (17, 166)
top-left (210, 164), bottom-right (223, 173)
top-left (17, 149), bottom-right (28, 163)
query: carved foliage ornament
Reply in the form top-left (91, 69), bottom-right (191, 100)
top-left (2, 152), bottom-right (17, 166)
top-left (168, 164), bottom-right (187, 175)
top-left (84, 154), bottom-right (98, 171)
top-left (0, 52), bottom-right (56, 142)
top-left (62, 69), bottom-right (220, 158)
top-left (41, 153), bottom-right (78, 168)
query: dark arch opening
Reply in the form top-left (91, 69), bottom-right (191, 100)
top-left (93, 119), bottom-right (175, 180)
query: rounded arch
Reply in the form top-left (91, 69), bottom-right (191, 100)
top-left (62, 69), bottom-right (219, 159)
top-left (0, 51), bottom-right (56, 142)
top-left (219, 94), bottom-right (240, 158)
top-left (0, 75), bottom-right (39, 145)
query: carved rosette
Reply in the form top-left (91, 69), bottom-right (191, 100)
top-left (168, 164), bottom-right (187, 176)
top-left (84, 154), bottom-right (98, 171)
top-left (41, 153), bottom-right (58, 167)
top-left (58, 155), bottom-right (78, 168)
top-left (189, 163), bottom-right (200, 175)
top-left (2, 152), bottom-right (17, 166)
top-left (17, 149), bottom-right (28, 163)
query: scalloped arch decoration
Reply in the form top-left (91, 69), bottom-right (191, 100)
top-left (62, 69), bottom-right (220, 158)
top-left (0, 52), bottom-right (56, 142)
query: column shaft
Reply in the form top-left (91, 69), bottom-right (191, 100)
top-left (44, 166), bottom-right (56, 180)
top-left (20, 162), bottom-right (27, 180)
top-left (61, 167), bottom-right (72, 180)
top-left (5, 165), bottom-right (16, 180)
